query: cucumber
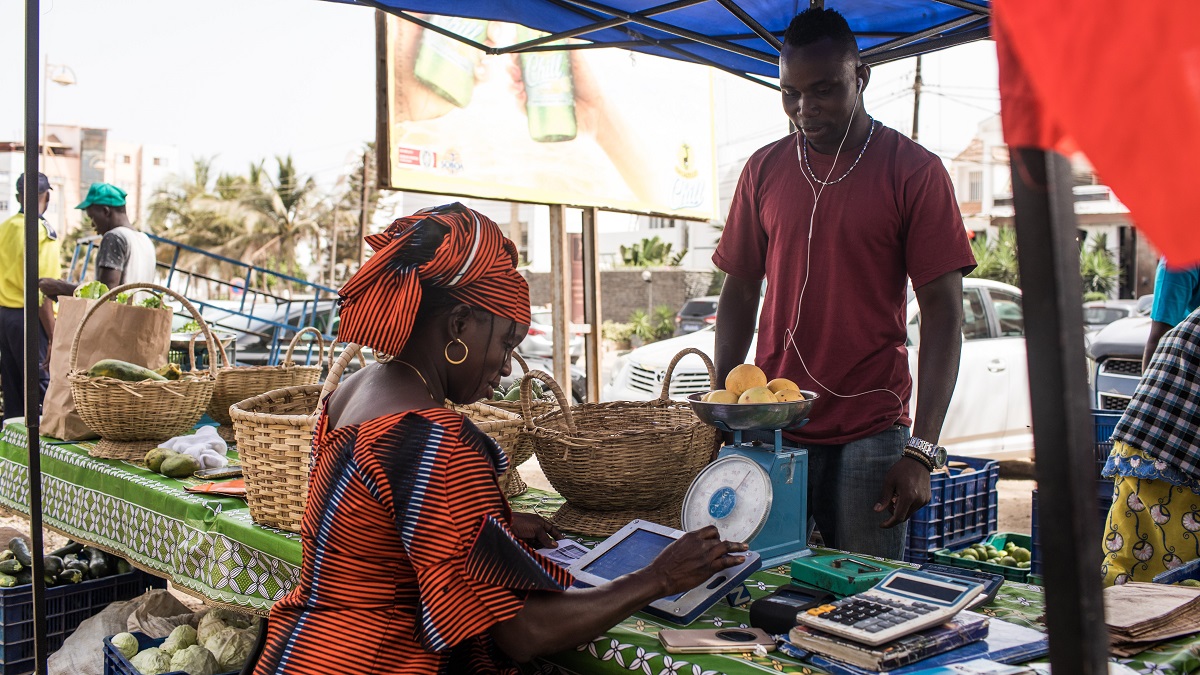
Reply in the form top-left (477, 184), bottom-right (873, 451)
top-left (0, 573), bottom-right (15, 588)
top-left (86, 359), bottom-right (167, 382)
top-left (80, 547), bottom-right (110, 578)
top-left (8, 537), bottom-right (32, 567)
top-left (43, 556), bottom-right (63, 579)
top-left (0, 559), bottom-right (21, 575)
top-left (49, 541), bottom-right (84, 558)
top-left (55, 569), bottom-right (83, 584)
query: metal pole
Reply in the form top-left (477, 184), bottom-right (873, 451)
top-left (1009, 147), bottom-right (1109, 674)
top-left (911, 55), bottom-right (922, 141)
top-left (581, 208), bottom-right (602, 403)
top-left (548, 205), bottom-right (572, 392)
top-left (357, 150), bottom-right (369, 270)
top-left (23, 1), bottom-right (50, 673)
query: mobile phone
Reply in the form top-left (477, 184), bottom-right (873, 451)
top-left (193, 466), bottom-right (244, 481)
top-left (658, 627), bottom-right (776, 654)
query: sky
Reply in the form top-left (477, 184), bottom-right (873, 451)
top-left (0, 0), bottom-right (1000, 195)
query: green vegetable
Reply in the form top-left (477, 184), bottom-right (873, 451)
top-left (87, 359), bottom-right (167, 382)
top-left (0, 573), bottom-right (16, 588)
top-left (169, 644), bottom-right (219, 675)
top-left (116, 558), bottom-right (132, 574)
top-left (160, 454), bottom-right (201, 478)
top-left (73, 281), bottom-right (110, 300)
top-left (115, 292), bottom-right (132, 304)
top-left (55, 569), bottom-right (83, 584)
top-left (138, 296), bottom-right (163, 309)
top-left (205, 625), bottom-right (256, 672)
top-left (180, 320), bottom-right (201, 333)
top-left (13, 569), bottom-right (32, 585)
top-left (111, 632), bottom-right (140, 659)
top-left (49, 541), bottom-right (84, 558)
top-left (161, 624), bottom-right (198, 655)
top-left (65, 559), bottom-right (89, 577)
top-left (80, 547), bottom-right (110, 578)
top-left (8, 537), bottom-right (32, 567)
top-left (0, 550), bottom-right (13, 562)
top-left (43, 555), bottom-right (63, 579)
top-left (196, 613), bottom-right (228, 645)
top-left (0, 559), bottom-right (21, 575)
top-left (130, 647), bottom-right (172, 675)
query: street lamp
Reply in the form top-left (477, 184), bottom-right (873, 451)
top-left (41, 57), bottom-right (76, 171)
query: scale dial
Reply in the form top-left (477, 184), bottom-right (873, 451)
top-left (681, 455), bottom-right (772, 544)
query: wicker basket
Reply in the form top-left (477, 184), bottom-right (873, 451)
top-left (450, 401), bottom-right (528, 497)
top-left (523, 347), bottom-right (719, 536)
top-left (228, 343), bottom-right (360, 533)
top-left (67, 283), bottom-right (219, 460)
top-left (198, 327), bottom-right (325, 442)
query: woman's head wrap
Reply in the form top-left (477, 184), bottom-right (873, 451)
top-left (337, 203), bottom-right (530, 356)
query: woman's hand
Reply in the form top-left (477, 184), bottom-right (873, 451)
top-left (644, 526), bottom-right (749, 597)
top-left (511, 512), bottom-right (562, 549)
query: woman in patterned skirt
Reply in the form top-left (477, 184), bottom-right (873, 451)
top-left (248, 203), bottom-right (748, 674)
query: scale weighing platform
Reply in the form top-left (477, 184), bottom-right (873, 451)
top-left (684, 393), bottom-right (819, 569)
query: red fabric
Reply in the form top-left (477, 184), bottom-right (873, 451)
top-left (714, 125), bottom-right (975, 445)
top-left (995, 1), bottom-right (1200, 267)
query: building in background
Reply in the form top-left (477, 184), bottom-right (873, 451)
top-left (0, 125), bottom-right (179, 240)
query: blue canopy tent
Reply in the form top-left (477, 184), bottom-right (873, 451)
top-left (18, 1), bottom-right (1108, 673)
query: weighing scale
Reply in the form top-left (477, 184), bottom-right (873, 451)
top-left (683, 392), bottom-right (819, 568)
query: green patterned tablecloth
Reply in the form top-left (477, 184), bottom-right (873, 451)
top-left (1, 423), bottom-right (1198, 673)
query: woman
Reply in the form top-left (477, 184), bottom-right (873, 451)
top-left (250, 203), bottom-right (747, 674)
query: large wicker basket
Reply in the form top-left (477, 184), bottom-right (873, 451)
top-left (199, 327), bottom-right (325, 442)
top-left (523, 347), bottom-right (719, 536)
top-left (450, 401), bottom-right (528, 497)
top-left (68, 283), bottom-right (219, 460)
top-left (228, 343), bottom-right (360, 533)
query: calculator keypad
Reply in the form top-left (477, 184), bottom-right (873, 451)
top-left (803, 594), bottom-right (938, 635)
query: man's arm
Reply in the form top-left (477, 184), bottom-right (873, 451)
top-left (1144, 320), bottom-right (1174, 370)
top-left (876, 270), bottom-right (964, 528)
top-left (37, 298), bottom-right (54, 371)
top-left (714, 274), bottom-right (762, 384)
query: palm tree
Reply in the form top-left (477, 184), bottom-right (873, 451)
top-left (240, 155), bottom-right (321, 274)
top-left (146, 158), bottom-right (255, 279)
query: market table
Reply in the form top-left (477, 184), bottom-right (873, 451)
top-left (0, 422), bottom-right (1197, 674)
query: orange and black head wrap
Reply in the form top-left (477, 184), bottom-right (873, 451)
top-left (336, 203), bottom-right (530, 356)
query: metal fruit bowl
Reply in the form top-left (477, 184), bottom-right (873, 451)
top-left (686, 391), bottom-right (818, 431)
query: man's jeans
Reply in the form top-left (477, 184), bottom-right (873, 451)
top-left (744, 424), bottom-right (910, 559)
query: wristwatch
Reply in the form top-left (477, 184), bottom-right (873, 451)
top-left (905, 436), bottom-right (948, 471)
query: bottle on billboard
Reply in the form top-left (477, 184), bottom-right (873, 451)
top-left (413, 15), bottom-right (490, 108)
top-left (515, 26), bottom-right (578, 143)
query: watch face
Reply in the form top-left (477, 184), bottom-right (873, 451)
top-left (934, 446), bottom-right (948, 468)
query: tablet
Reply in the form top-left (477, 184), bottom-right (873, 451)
top-left (568, 519), bottom-right (761, 625)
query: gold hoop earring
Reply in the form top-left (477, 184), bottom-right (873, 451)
top-left (444, 338), bottom-right (469, 365)
top-left (374, 351), bottom-right (395, 364)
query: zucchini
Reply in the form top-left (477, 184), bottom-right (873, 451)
top-left (80, 547), bottom-right (110, 578)
top-left (0, 559), bottom-right (21, 575)
top-left (86, 359), bottom-right (167, 382)
top-left (0, 573), bottom-right (15, 588)
top-left (43, 574), bottom-right (56, 587)
top-left (55, 569), bottom-right (83, 584)
top-left (0, 550), bottom-right (14, 562)
top-left (115, 558), bottom-right (132, 575)
top-left (43, 556), bottom-right (64, 579)
top-left (49, 541), bottom-right (84, 558)
top-left (8, 537), bottom-right (32, 567)
top-left (64, 559), bottom-right (89, 577)
top-left (14, 569), bottom-right (32, 585)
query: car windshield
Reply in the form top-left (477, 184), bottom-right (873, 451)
top-left (1084, 307), bottom-right (1128, 326)
top-left (681, 300), bottom-right (717, 316)
top-left (531, 311), bottom-right (552, 326)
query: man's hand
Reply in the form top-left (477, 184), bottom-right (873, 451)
top-left (37, 278), bottom-right (75, 301)
top-left (874, 457), bottom-right (931, 528)
top-left (510, 512), bottom-right (562, 549)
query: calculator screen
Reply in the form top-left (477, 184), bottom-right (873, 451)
top-left (883, 575), bottom-right (964, 603)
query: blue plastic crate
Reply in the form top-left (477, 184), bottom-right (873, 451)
top-left (1093, 409), bottom-right (1123, 460)
top-left (1030, 483), bottom-right (1114, 575)
top-left (1153, 557), bottom-right (1200, 585)
top-left (0, 570), bottom-right (164, 675)
top-left (103, 632), bottom-right (237, 675)
top-left (903, 455), bottom-right (999, 563)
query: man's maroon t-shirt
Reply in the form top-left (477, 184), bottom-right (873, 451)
top-left (714, 123), bottom-right (975, 445)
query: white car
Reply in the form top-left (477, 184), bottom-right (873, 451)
top-left (602, 278), bottom-right (1033, 460)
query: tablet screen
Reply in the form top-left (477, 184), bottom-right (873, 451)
top-left (580, 529), bottom-right (684, 600)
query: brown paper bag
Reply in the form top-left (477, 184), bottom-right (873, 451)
top-left (41, 297), bottom-right (173, 440)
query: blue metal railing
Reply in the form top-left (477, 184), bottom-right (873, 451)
top-left (68, 233), bottom-right (340, 366)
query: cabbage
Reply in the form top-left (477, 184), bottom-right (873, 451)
top-left (209, 607), bottom-right (257, 630)
top-left (129, 647), bottom-right (171, 675)
top-left (168, 644), bottom-right (219, 675)
top-left (196, 612), bottom-right (227, 645)
top-left (160, 624), bottom-right (197, 655)
top-left (204, 625), bottom-right (257, 672)
top-left (110, 632), bottom-right (139, 659)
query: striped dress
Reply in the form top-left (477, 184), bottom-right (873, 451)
top-left (253, 408), bottom-right (574, 674)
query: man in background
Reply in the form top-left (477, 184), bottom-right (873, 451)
top-left (1143, 258), bottom-right (1200, 369)
top-left (0, 173), bottom-right (60, 417)
top-left (39, 183), bottom-right (157, 301)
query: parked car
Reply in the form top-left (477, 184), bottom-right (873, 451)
top-left (1083, 299), bottom-right (1142, 334)
top-left (500, 354), bottom-right (586, 405)
top-left (603, 278), bottom-right (1033, 460)
top-left (675, 296), bottom-right (719, 335)
top-left (1086, 316), bottom-right (1151, 412)
top-left (517, 308), bottom-right (585, 363)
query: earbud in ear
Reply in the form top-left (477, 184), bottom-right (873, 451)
top-left (857, 78), bottom-right (864, 91)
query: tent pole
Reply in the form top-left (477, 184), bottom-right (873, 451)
top-left (581, 207), bottom-right (601, 403)
top-left (22, 0), bottom-right (50, 673)
top-left (549, 205), bottom-right (572, 393)
top-left (1009, 147), bottom-right (1109, 674)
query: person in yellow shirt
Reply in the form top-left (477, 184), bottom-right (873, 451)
top-left (0, 173), bottom-right (60, 418)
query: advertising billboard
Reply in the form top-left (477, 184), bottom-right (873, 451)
top-left (380, 13), bottom-right (719, 220)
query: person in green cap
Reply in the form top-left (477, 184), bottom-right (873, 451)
top-left (39, 183), bottom-right (158, 300)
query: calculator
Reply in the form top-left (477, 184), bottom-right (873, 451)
top-left (917, 563), bottom-right (1005, 610)
top-left (792, 569), bottom-right (983, 646)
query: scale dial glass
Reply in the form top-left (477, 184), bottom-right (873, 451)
top-left (681, 455), bottom-right (772, 544)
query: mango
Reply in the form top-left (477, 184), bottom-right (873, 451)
top-left (738, 386), bottom-right (776, 404)
top-left (144, 447), bottom-right (178, 473)
top-left (766, 377), bottom-right (801, 394)
top-left (159, 454), bottom-right (200, 478)
top-left (725, 364), bottom-right (767, 396)
top-left (775, 389), bottom-right (805, 402)
top-left (705, 389), bottom-right (739, 404)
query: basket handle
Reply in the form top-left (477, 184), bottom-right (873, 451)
top-left (312, 342), bottom-right (362, 422)
top-left (520, 370), bottom-right (575, 434)
top-left (324, 340), bottom-right (368, 373)
top-left (659, 347), bottom-right (717, 401)
top-left (512, 352), bottom-right (530, 373)
top-left (187, 329), bottom-right (229, 372)
top-left (70, 282), bottom-right (219, 375)
top-left (283, 327), bottom-right (326, 366)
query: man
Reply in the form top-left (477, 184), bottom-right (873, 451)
top-left (38, 183), bottom-right (157, 300)
top-left (1102, 305), bottom-right (1200, 585)
top-left (1142, 258), bottom-right (1200, 370)
top-left (0, 173), bottom-right (60, 418)
top-left (713, 9), bottom-right (975, 558)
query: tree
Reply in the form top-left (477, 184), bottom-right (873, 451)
top-left (240, 155), bottom-right (321, 274)
top-left (968, 227), bottom-right (1020, 287)
top-left (619, 235), bottom-right (687, 267)
top-left (1080, 233), bottom-right (1119, 298)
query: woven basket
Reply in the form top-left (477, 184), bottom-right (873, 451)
top-left (67, 283), bottom-right (219, 460)
top-left (198, 327), bottom-right (325, 442)
top-left (523, 347), bottom-right (719, 536)
top-left (228, 343), bottom-right (360, 533)
top-left (449, 401), bottom-right (528, 497)
top-left (485, 354), bottom-right (561, 421)
top-left (472, 354), bottom-right (565, 489)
